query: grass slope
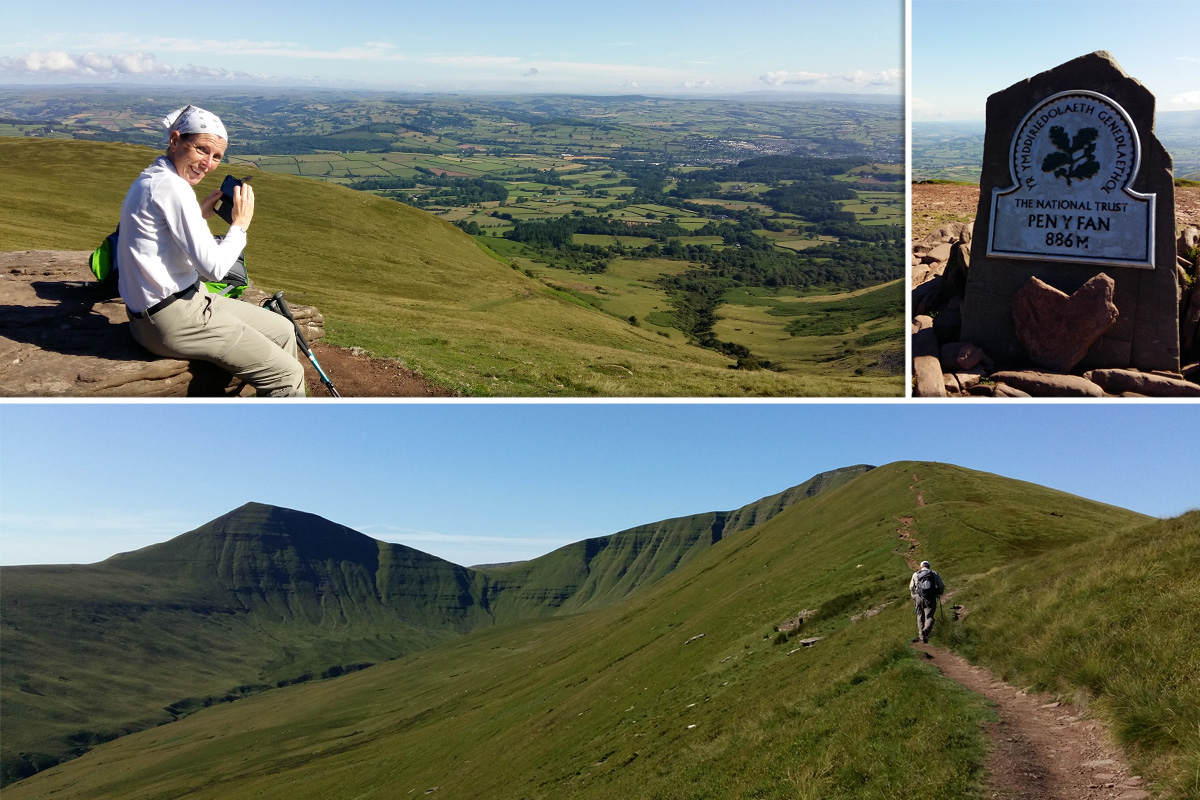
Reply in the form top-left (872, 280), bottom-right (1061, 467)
top-left (947, 511), bottom-right (1200, 799)
top-left (0, 139), bottom-right (897, 396)
top-left (0, 469), bottom-right (865, 781)
top-left (8, 462), bottom-right (1187, 800)
top-left (713, 282), bottom-right (903, 376)
top-left (0, 504), bottom-right (487, 783)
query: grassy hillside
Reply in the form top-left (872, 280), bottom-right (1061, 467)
top-left (947, 511), bottom-right (1200, 798)
top-left (0, 469), bottom-right (865, 781)
top-left (0, 504), bottom-right (488, 784)
top-left (0, 138), bottom-right (898, 396)
top-left (8, 462), bottom-right (1190, 800)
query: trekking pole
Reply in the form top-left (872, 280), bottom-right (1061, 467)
top-left (263, 291), bottom-right (341, 397)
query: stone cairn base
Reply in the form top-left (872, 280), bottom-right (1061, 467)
top-left (912, 225), bottom-right (1200, 398)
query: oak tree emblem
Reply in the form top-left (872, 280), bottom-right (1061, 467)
top-left (1041, 126), bottom-right (1100, 186)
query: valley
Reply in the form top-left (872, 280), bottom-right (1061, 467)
top-left (3, 462), bottom-right (1196, 799)
top-left (0, 89), bottom-right (904, 392)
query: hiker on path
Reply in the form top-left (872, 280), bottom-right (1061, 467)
top-left (909, 560), bottom-right (944, 643)
top-left (116, 105), bottom-right (305, 397)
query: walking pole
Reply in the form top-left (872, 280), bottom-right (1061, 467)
top-left (263, 291), bottom-right (341, 397)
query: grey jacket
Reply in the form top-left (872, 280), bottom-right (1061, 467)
top-left (909, 568), bottom-right (944, 603)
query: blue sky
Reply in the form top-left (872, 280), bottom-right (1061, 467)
top-left (0, 0), bottom-right (903, 95)
top-left (913, 0), bottom-right (1200, 120)
top-left (1, 402), bottom-right (1196, 568)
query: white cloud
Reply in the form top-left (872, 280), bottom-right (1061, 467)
top-left (844, 68), bottom-right (902, 87)
top-left (0, 510), bottom-right (196, 566)
top-left (1167, 90), bottom-right (1200, 107)
top-left (0, 50), bottom-right (267, 82)
top-left (760, 68), bottom-right (902, 90)
top-left (910, 95), bottom-right (986, 121)
top-left (522, 67), bottom-right (539, 77)
top-left (421, 53), bottom-right (524, 68)
top-left (353, 522), bottom-right (578, 565)
top-left (759, 70), bottom-right (830, 86)
top-left (1, 510), bottom-right (186, 535)
top-left (130, 36), bottom-right (335, 59)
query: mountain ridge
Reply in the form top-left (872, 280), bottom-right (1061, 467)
top-left (0, 463), bottom-right (873, 782)
top-left (6, 461), bottom-right (1189, 799)
top-left (105, 502), bottom-right (488, 630)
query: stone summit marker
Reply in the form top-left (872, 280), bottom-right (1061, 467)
top-left (989, 90), bottom-right (1154, 268)
top-left (961, 51), bottom-right (1179, 372)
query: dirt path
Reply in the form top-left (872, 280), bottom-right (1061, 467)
top-left (915, 644), bottom-right (1150, 800)
top-left (898, 471), bottom-right (1150, 799)
top-left (301, 342), bottom-right (455, 397)
top-left (895, 472), bottom-right (926, 570)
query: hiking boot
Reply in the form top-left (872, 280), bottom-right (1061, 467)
top-left (920, 636), bottom-right (928, 644)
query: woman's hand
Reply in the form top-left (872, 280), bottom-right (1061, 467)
top-left (230, 183), bottom-right (255, 230)
top-left (199, 189), bottom-right (222, 220)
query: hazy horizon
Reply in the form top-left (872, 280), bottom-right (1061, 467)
top-left (2, 0), bottom-right (903, 96)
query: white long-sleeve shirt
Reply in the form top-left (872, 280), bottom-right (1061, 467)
top-left (116, 156), bottom-right (246, 313)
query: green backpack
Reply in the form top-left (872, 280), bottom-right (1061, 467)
top-left (89, 227), bottom-right (249, 299)
top-left (88, 230), bottom-right (121, 294)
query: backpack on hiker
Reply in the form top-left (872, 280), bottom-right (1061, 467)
top-left (89, 227), bottom-right (249, 299)
top-left (914, 568), bottom-right (942, 603)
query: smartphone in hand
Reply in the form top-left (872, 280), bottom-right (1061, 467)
top-left (215, 175), bottom-right (252, 224)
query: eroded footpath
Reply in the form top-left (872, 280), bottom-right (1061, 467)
top-left (915, 643), bottom-right (1151, 800)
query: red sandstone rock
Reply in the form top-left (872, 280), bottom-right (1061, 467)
top-left (988, 370), bottom-right (1105, 397)
top-left (1082, 368), bottom-right (1200, 397)
top-left (1012, 274), bottom-right (1119, 372)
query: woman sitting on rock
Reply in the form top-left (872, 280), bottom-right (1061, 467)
top-left (116, 105), bottom-right (305, 397)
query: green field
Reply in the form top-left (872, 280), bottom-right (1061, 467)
top-left (533, 257), bottom-right (696, 338)
top-left (713, 282), bottom-right (904, 374)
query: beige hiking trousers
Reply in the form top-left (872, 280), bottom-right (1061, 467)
top-left (916, 599), bottom-right (937, 641)
top-left (128, 286), bottom-right (306, 397)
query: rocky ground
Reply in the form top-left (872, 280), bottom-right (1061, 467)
top-left (911, 183), bottom-right (1200, 397)
top-left (913, 184), bottom-right (1200, 241)
top-left (299, 342), bottom-right (452, 398)
top-left (0, 250), bottom-right (452, 398)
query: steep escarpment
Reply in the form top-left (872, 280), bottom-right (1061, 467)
top-left (107, 503), bottom-right (490, 630)
top-left (477, 465), bottom-right (875, 616)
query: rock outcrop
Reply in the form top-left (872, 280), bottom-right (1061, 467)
top-left (1180, 227), bottom-right (1200, 355)
top-left (910, 222), bottom-right (1200, 398)
top-left (1, 250), bottom-right (325, 397)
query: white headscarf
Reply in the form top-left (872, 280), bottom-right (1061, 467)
top-left (161, 105), bottom-right (228, 143)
